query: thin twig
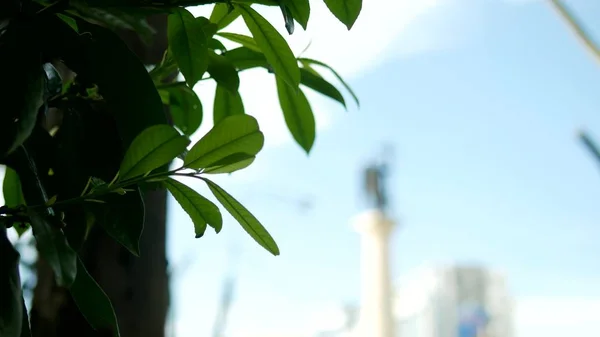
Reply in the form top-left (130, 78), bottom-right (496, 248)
top-left (547, 0), bottom-right (600, 64)
top-left (578, 131), bottom-right (600, 165)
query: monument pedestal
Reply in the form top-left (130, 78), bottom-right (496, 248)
top-left (352, 209), bottom-right (396, 337)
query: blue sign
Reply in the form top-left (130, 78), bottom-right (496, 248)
top-left (457, 305), bottom-right (489, 337)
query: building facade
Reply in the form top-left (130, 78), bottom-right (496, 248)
top-left (394, 265), bottom-right (514, 337)
top-left (318, 209), bottom-right (514, 337)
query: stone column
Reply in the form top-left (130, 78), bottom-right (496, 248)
top-left (353, 209), bottom-right (396, 337)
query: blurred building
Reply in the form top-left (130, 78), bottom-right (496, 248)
top-left (394, 264), bottom-right (514, 337)
top-left (315, 264), bottom-right (513, 337)
top-left (316, 164), bottom-right (513, 337)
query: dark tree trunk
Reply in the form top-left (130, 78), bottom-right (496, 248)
top-left (30, 190), bottom-right (170, 337)
top-left (29, 15), bottom-right (171, 337)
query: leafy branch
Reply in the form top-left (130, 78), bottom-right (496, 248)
top-left (0, 0), bottom-right (362, 335)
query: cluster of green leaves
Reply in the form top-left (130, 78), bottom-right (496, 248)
top-left (0, 0), bottom-right (362, 336)
top-left (154, 2), bottom-right (360, 152)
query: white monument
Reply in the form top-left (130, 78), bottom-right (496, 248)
top-left (353, 209), bottom-right (396, 337)
top-left (353, 148), bottom-right (396, 337)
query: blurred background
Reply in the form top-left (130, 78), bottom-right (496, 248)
top-left (165, 0), bottom-right (600, 336)
top-left (7, 0), bottom-right (600, 336)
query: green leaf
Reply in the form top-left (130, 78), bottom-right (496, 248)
top-left (279, 4), bottom-right (295, 35)
top-left (202, 153), bottom-right (255, 174)
top-left (0, 21), bottom-right (44, 156)
top-left (235, 4), bottom-right (300, 87)
top-left (42, 17), bottom-right (169, 150)
top-left (213, 84), bottom-right (245, 125)
top-left (0, 226), bottom-right (23, 337)
top-left (84, 26), bottom-right (167, 147)
top-left (43, 63), bottom-right (63, 98)
top-left (168, 8), bottom-right (209, 87)
top-left (28, 210), bottom-right (77, 287)
top-left (197, 16), bottom-right (218, 38)
top-left (209, 38), bottom-right (226, 52)
top-left (159, 88), bottom-right (170, 104)
top-left (11, 222), bottom-right (31, 238)
top-left (56, 13), bottom-right (79, 32)
top-left (223, 47), bottom-right (269, 71)
top-left (210, 3), bottom-right (241, 30)
top-left (283, 0), bottom-right (310, 30)
top-left (86, 189), bottom-right (145, 256)
top-left (3, 167), bottom-right (25, 208)
top-left (216, 32), bottom-right (261, 52)
top-left (323, 0), bottom-right (362, 30)
top-left (150, 49), bottom-right (178, 84)
top-left (209, 3), bottom-right (230, 23)
top-left (276, 77), bottom-right (315, 153)
top-left (119, 125), bottom-right (190, 181)
top-left (70, 258), bottom-right (120, 337)
top-left (45, 195), bottom-right (57, 207)
top-left (207, 51), bottom-right (240, 92)
top-left (164, 178), bottom-right (222, 236)
top-left (300, 68), bottom-right (346, 108)
top-left (232, 0), bottom-right (280, 5)
top-left (202, 178), bottom-right (279, 255)
top-left (161, 84), bottom-right (203, 136)
top-left (299, 58), bottom-right (360, 107)
top-left (209, 3), bottom-right (233, 24)
top-left (299, 61), bottom-right (320, 76)
top-left (184, 115), bottom-right (264, 169)
top-left (69, 6), bottom-right (157, 44)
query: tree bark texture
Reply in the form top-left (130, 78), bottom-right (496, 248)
top-left (29, 15), bottom-right (171, 337)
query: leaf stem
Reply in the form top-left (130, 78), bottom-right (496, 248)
top-left (172, 172), bottom-right (202, 179)
top-left (155, 81), bottom-right (188, 89)
top-left (18, 167), bottom-right (190, 212)
top-left (36, 0), bottom-right (70, 16)
top-left (78, 0), bottom-right (225, 9)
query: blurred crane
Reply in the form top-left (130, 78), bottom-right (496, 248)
top-left (209, 190), bottom-right (312, 337)
top-left (211, 242), bottom-right (241, 337)
top-left (166, 188), bottom-right (311, 337)
top-left (165, 242), bottom-right (240, 337)
top-left (260, 191), bottom-right (313, 213)
top-left (211, 274), bottom-right (236, 337)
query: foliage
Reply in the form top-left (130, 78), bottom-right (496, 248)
top-left (547, 0), bottom-right (600, 167)
top-left (0, 0), bottom-right (361, 336)
top-left (548, 0), bottom-right (600, 65)
top-left (579, 131), bottom-right (600, 166)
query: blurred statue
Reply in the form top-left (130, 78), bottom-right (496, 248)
top-left (363, 145), bottom-right (393, 213)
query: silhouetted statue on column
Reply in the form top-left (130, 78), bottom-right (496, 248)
top-left (363, 145), bottom-right (393, 214)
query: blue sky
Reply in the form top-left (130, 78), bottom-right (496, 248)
top-left (161, 0), bottom-right (600, 336)
top-left (169, 0), bottom-right (600, 336)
